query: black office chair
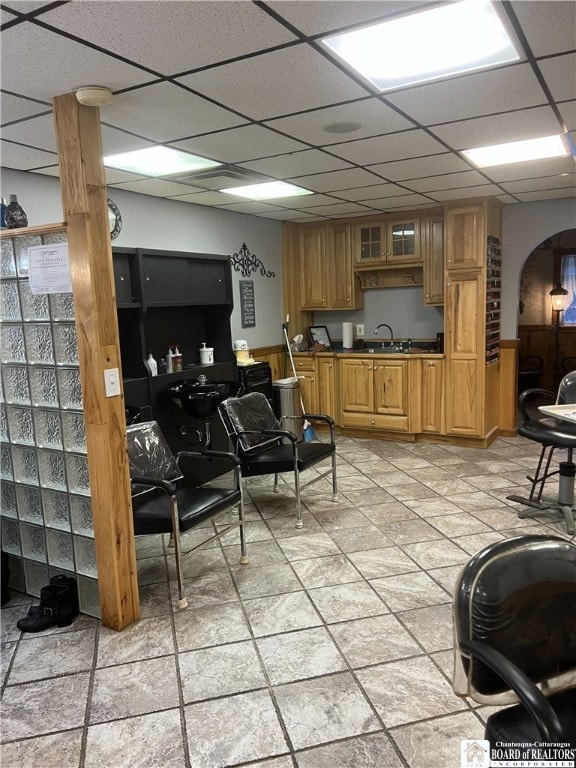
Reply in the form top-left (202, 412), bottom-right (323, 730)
top-left (218, 392), bottom-right (337, 528)
top-left (517, 354), bottom-right (544, 396)
top-left (508, 371), bottom-right (576, 533)
top-left (126, 421), bottom-right (248, 609)
top-left (453, 535), bottom-right (576, 746)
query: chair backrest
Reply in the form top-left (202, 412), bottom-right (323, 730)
top-left (219, 392), bottom-right (282, 455)
top-left (126, 421), bottom-right (182, 495)
top-left (557, 370), bottom-right (576, 404)
top-left (453, 535), bottom-right (576, 704)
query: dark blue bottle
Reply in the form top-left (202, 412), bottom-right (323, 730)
top-left (4, 195), bottom-right (28, 228)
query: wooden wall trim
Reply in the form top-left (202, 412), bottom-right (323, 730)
top-left (53, 93), bottom-right (139, 631)
top-left (498, 339), bottom-right (518, 435)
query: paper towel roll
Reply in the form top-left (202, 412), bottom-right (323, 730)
top-left (342, 322), bottom-right (353, 349)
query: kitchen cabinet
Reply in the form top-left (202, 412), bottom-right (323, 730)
top-left (423, 212), bottom-right (444, 306)
top-left (141, 250), bottom-right (232, 306)
top-left (354, 218), bottom-right (421, 266)
top-left (317, 356), bottom-right (337, 421)
top-left (299, 224), bottom-right (362, 310)
top-left (340, 357), bottom-right (409, 431)
top-left (421, 359), bottom-right (445, 433)
top-left (445, 205), bottom-right (484, 271)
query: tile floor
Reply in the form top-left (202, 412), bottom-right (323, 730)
top-left (1, 433), bottom-right (575, 768)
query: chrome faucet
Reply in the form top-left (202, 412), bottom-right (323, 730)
top-left (374, 323), bottom-right (394, 348)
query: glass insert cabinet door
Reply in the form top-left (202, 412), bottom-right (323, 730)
top-left (355, 219), bottom-right (420, 263)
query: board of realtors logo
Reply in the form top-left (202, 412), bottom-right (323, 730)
top-left (461, 740), bottom-right (575, 768)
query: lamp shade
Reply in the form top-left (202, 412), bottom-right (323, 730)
top-left (550, 284), bottom-right (569, 312)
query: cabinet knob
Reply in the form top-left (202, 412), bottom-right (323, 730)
top-left (329, 364), bottom-right (333, 369)
top-left (145, 275), bottom-right (150, 281)
top-left (446, 282), bottom-right (451, 287)
top-left (119, 275), bottom-right (125, 281)
top-left (427, 361), bottom-right (436, 367)
top-left (371, 419), bottom-right (375, 425)
top-left (447, 259), bottom-right (452, 263)
top-left (346, 298), bottom-right (351, 304)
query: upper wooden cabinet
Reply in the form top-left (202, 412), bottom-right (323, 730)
top-left (423, 212), bottom-right (445, 306)
top-left (299, 224), bottom-right (362, 311)
top-left (354, 218), bottom-right (421, 266)
top-left (445, 205), bottom-right (485, 271)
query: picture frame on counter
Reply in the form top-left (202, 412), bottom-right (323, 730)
top-left (309, 325), bottom-right (331, 348)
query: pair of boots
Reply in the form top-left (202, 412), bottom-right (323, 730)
top-left (16, 575), bottom-right (79, 633)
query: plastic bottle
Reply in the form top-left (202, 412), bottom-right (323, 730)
top-left (4, 195), bottom-right (28, 229)
top-left (145, 351), bottom-right (158, 376)
top-left (166, 346), bottom-right (174, 374)
top-left (0, 198), bottom-right (7, 229)
top-left (173, 345), bottom-right (183, 372)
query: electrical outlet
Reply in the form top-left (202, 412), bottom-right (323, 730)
top-left (356, 324), bottom-right (364, 337)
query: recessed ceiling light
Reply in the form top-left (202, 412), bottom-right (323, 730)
top-left (103, 146), bottom-right (220, 177)
top-left (320, 0), bottom-right (520, 92)
top-left (462, 134), bottom-right (569, 167)
top-left (323, 122), bottom-right (362, 134)
top-left (221, 181), bottom-right (313, 200)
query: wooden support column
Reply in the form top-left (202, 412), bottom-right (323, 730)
top-left (53, 93), bottom-right (139, 630)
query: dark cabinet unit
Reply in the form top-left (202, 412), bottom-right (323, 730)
top-left (113, 247), bottom-right (236, 482)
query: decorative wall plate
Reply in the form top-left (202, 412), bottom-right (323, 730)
top-left (107, 198), bottom-right (122, 240)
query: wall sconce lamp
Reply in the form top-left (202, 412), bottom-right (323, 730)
top-left (550, 283), bottom-right (569, 313)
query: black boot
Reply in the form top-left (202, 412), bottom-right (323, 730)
top-left (24, 575), bottom-right (79, 618)
top-left (17, 577), bottom-right (79, 633)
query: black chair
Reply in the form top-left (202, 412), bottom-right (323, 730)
top-left (562, 356), bottom-right (576, 376)
top-left (508, 371), bottom-right (576, 533)
top-left (126, 421), bottom-right (248, 609)
top-left (218, 392), bottom-right (337, 529)
top-left (517, 354), bottom-right (544, 396)
top-left (453, 535), bottom-right (576, 747)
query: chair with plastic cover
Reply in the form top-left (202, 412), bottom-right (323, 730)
top-left (218, 391), bottom-right (337, 529)
top-left (453, 535), bottom-right (576, 747)
top-left (508, 371), bottom-right (576, 533)
top-left (126, 420), bottom-right (248, 609)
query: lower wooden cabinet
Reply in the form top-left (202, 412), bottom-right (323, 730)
top-left (340, 357), bottom-right (409, 431)
top-left (317, 357), bottom-right (337, 420)
top-left (421, 359), bottom-right (445, 433)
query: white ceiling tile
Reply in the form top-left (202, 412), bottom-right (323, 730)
top-left (104, 169), bottom-right (149, 184)
top-left (515, 188), bottom-right (576, 202)
top-left (217, 202), bottom-right (285, 215)
top-left (257, 209), bottom-right (320, 220)
top-left (511, 1), bottom-right (576, 57)
top-left (483, 155), bottom-right (576, 182)
top-left (369, 153), bottom-right (472, 181)
top-left (239, 149), bottom-right (352, 179)
top-left (302, 201), bottom-right (376, 216)
top-left (171, 125), bottom-right (308, 164)
top-left (538, 53), bottom-right (576, 103)
top-left (266, 1), bottom-right (431, 36)
top-left (328, 130), bottom-right (447, 165)
top-left (559, 101), bottom-right (576, 132)
top-left (501, 173), bottom-right (576, 194)
top-left (1, 140), bottom-right (57, 170)
top-left (265, 97), bottom-right (415, 146)
top-left (40, 1), bottom-right (297, 74)
top-left (168, 190), bottom-right (234, 206)
top-left (386, 64), bottom-right (547, 126)
top-left (1, 22), bottom-right (151, 102)
top-left (289, 167), bottom-right (386, 192)
top-left (110, 179), bottom-right (204, 197)
top-left (406, 171), bottom-right (490, 193)
top-left (177, 45), bottom-right (368, 121)
top-left (273, 193), bottom-right (344, 209)
top-left (1, 113), bottom-right (55, 151)
top-left (430, 106), bottom-right (563, 150)
top-left (429, 184), bottom-right (503, 201)
top-left (2, 1), bottom-right (52, 11)
top-left (33, 165), bottom-right (60, 177)
top-left (361, 193), bottom-right (434, 210)
top-left (0, 93), bottom-right (51, 125)
top-left (331, 182), bottom-right (408, 201)
top-left (103, 83), bottom-right (247, 143)
top-left (101, 126), bottom-right (154, 156)
top-left (494, 194), bottom-right (518, 205)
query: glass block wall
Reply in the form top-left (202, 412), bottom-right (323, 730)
top-left (1, 230), bottom-right (100, 617)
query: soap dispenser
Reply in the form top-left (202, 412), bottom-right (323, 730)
top-left (173, 345), bottom-right (183, 372)
top-left (145, 350), bottom-right (158, 376)
top-left (166, 346), bottom-right (174, 374)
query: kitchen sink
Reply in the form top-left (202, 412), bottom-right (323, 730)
top-left (341, 346), bottom-right (406, 354)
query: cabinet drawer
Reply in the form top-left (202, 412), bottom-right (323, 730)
top-left (292, 356), bottom-right (316, 371)
top-left (342, 411), bottom-right (409, 432)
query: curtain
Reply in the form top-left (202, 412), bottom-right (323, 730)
top-left (561, 254), bottom-right (576, 324)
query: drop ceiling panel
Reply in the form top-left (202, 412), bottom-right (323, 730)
top-left (537, 54), bottom-right (576, 103)
top-left (239, 149), bottom-right (353, 179)
top-left (559, 101), bottom-right (576, 132)
top-left (40, 1), bottom-right (297, 74)
top-left (216, 202), bottom-right (286, 215)
top-left (331, 182), bottom-right (409, 201)
top-left (2, 1), bottom-right (53, 11)
top-left (430, 184), bottom-right (503, 201)
top-left (265, 96), bottom-right (416, 145)
top-left (430, 106), bottom-right (563, 150)
top-left (515, 188), bottom-right (576, 202)
top-left (171, 124), bottom-right (308, 164)
top-left (177, 45), bottom-right (368, 121)
top-left (386, 64), bottom-right (547, 126)
top-left (288, 167), bottom-right (387, 192)
top-left (1, 140), bottom-right (57, 170)
top-left (0, 22), bottom-right (152, 101)
top-left (484, 155), bottom-right (576, 182)
top-left (363, 193), bottom-right (435, 209)
top-left (407, 170), bottom-right (491, 193)
top-left (110, 179), bottom-right (205, 197)
top-left (302, 201), bottom-right (376, 216)
top-left (511, 2), bottom-right (576, 57)
top-left (0, 94), bottom-right (50, 125)
top-left (1, 113), bottom-right (55, 151)
top-left (103, 83), bottom-right (248, 143)
top-left (328, 130), bottom-right (447, 166)
top-left (272, 193), bottom-right (345, 209)
top-left (370, 153), bottom-right (474, 181)
top-left (501, 173), bottom-right (576, 194)
top-left (257, 209), bottom-right (319, 220)
top-left (169, 191), bottom-right (234, 206)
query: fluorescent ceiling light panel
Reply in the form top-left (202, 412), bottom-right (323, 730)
top-left (320, 0), bottom-right (520, 91)
top-left (221, 181), bottom-right (313, 200)
top-left (463, 134), bottom-right (569, 167)
top-left (104, 146), bottom-right (220, 176)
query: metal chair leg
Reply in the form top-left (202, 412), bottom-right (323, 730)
top-left (237, 469), bottom-right (249, 565)
top-left (169, 496), bottom-right (188, 609)
top-left (331, 452), bottom-right (338, 502)
top-left (273, 473), bottom-right (279, 493)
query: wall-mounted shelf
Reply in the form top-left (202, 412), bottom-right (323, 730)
top-left (355, 264), bottom-right (424, 290)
